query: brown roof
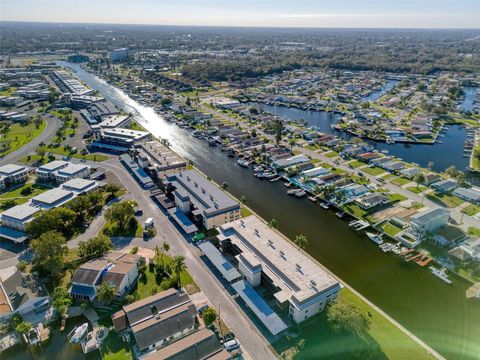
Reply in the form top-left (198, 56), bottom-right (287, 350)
top-left (142, 328), bottom-right (229, 360)
top-left (112, 310), bottom-right (128, 332)
top-left (0, 285), bottom-right (12, 315)
top-left (109, 261), bottom-right (136, 275)
top-left (81, 259), bottom-right (110, 271)
top-left (71, 268), bottom-right (100, 286)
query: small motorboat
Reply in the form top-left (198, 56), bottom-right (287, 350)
top-left (237, 159), bottom-right (250, 168)
top-left (69, 323), bottom-right (89, 343)
top-left (295, 190), bottom-right (307, 198)
top-left (366, 232), bottom-right (384, 245)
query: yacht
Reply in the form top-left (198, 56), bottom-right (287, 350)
top-left (366, 232), bottom-right (384, 245)
top-left (429, 266), bottom-right (452, 284)
top-left (69, 323), bottom-right (89, 343)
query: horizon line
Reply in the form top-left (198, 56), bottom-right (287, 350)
top-left (1, 20), bottom-right (480, 31)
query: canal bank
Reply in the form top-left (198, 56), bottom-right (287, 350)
top-left (65, 63), bottom-right (480, 360)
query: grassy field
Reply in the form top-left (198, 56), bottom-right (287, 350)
top-left (361, 166), bottom-right (386, 176)
top-left (133, 256), bottom-right (198, 300)
top-left (274, 287), bottom-right (434, 360)
top-left (382, 222), bottom-right (403, 237)
top-left (324, 151), bottom-right (339, 158)
top-left (47, 145), bottom-right (109, 162)
top-left (241, 206), bottom-right (253, 217)
top-left (388, 193), bottom-right (408, 203)
top-left (406, 185), bottom-right (428, 194)
top-left (0, 183), bottom-right (50, 199)
top-left (0, 121), bottom-right (46, 156)
top-left (391, 177), bottom-right (412, 186)
top-left (102, 219), bottom-right (144, 238)
top-left (347, 160), bottom-right (366, 169)
top-left (426, 193), bottom-right (464, 208)
top-left (101, 332), bottom-right (132, 360)
top-left (462, 204), bottom-right (480, 216)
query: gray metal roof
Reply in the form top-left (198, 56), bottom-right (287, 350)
top-left (198, 241), bottom-right (241, 283)
top-left (232, 280), bottom-right (287, 336)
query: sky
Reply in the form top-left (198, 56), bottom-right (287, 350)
top-left (1, 0), bottom-right (480, 29)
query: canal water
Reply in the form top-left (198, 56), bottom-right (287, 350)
top-left (461, 87), bottom-right (478, 112)
top-left (253, 102), bottom-right (470, 172)
top-left (361, 79), bottom-right (400, 102)
top-left (64, 63), bottom-right (480, 360)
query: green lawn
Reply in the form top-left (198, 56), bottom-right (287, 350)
top-left (241, 206), bottom-right (253, 217)
top-left (342, 203), bottom-right (369, 219)
top-left (462, 204), bottom-right (480, 216)
top-left (274, 288), bottom-right (434, 360)
top-left (406, 185), bottom-right (428, 194)
top-left (391, 177), bottom-right (412, 186)
top-left (133, 256), bottom-right (198, 300)
top-left (0, 87), bottom-right (16, 96)
top-left (324, 151), bottom-right (339, 158)
top-left (0, 183), bottom-right (50, 199)
top-left (362, 166), bottom-right (386, 176)
top-left (347, 160), bottom-right (366, 169)
top-left (46, 145), bottom-right (109, 162)
top-left (468, 226), bottom-right (480, 237)
top-left (102, 219), bottom-right (144, 238)
top-left (0, 121), bottom-right (46, 157)
top-left (382, 222), bottom-right (403, 237)
top-left (426, 193), bottom-right (465, 208)
top-left (101, 332), bottom-right (132, 360)
top-left (388, 193), bottom-right (408, 203)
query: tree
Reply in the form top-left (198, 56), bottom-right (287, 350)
top-left (289, 138), bottom-right (296, 152)
top-left (427, 161), bottom-right (434, 171)
top-left (239, 195), bottom-right (247, 205)
top-left (268, 218), bottom-right (279, 229)
top-left (413, 172), bottom-right (426, 190)
top-left (36, 146), bottom-right (46, 160)
top-left (104, 201), bottom-right (135, 230)
top-left (15, 321), bottom-right (32, 335)
top-left (97, 282), bottom-right (117, 304)
top-left (171, 255), bottom-right (187, 287)
top-left (161, 241), bottom-right (170, 265)
top-left (221, 182), bottom-right (229, 190)
top-left (52, 287), bottom-right (72, 316)
top-left (203, 307), bottom-right (217, 326)
top-left (294, 234), bottom-right (308, 250)
top-left (104, 183), bottom-right (120, 199)
top-left (78, 235), bottom-right (112, 260)
top-left (30, 231), bottom-right (68, 280)
top-left (26, 207), bottom-right (76, 239)
top-left (327, 300), bottom-right (370, 335)
top-left (273, 120), bottom-right (283, 145)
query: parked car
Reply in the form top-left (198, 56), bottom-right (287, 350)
top-left (224, 339), bottom-right (240, 352)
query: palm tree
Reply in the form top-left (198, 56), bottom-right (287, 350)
top-left (154, 245), bottom-right (161, 266)
top-left (268, 218), bottom-right (279, 229)
top-left (171, 255), bottom-right (187, 287)
top-left (413, 172), bottom-right (426, 190)
top-left (97, 282), bottom-right (116, 304)
top-left (161, 241), bottom-right (170, 266)
top-left (294, 234), bottom-right (308, 250)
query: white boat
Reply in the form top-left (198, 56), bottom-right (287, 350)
top-left (295, 190), bottom-right (307, 198)
top-left (69, 323), bottom-right (89, 343)
top-left (366, 232), bottom-right (384, 245)
top-left (429, 266), bottom-right (452, 284)
top-left (287, 188), bottom-right (298, 195)
top-left (237, 159), bottom-right (250, 168)
top-left (320, 202), bottom-right (330, 209)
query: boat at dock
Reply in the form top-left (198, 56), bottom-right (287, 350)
top-left (68, 323), bottom-right (88, 343)
top-left (366, 232), bottom-right (384, 245)
top-left (429, 266), bottom-right (452, 284)
top-left (320, 202), bottom-right (330, 209)
top-left (308, 196), bottom-right (317, 202)
top-left (237, 159), bottom-right (250, 168)
top-left (269, 176), bottom-right (281, 182)
top-left (336, 211), bottom-right (345, 218)
top-left (295, 190), bottom-right (307, 198)
top-left (287, 188), bottom-right (299, 195)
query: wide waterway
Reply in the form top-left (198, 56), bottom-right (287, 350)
top-left (252, 103), bottom-right (470, 173)
top-left (64, 63), bottom-right (480, 360)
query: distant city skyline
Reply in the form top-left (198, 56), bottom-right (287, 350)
top-left (1, 0), bottom-right (480, 29)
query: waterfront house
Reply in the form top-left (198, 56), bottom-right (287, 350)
top-left (112, 288), bottom-right (197, 354)
top-left (453, 187), bottom-right (480, 205)
top-left (423, 173), bottom-right (442, 186)
top-left (431, 179), bottom-right (458, 194)
top-left (217, 215), bottom-right (340, 325)
top-left (301, 166), bottom-right (330, 179)
top-left (141, 328), bottom-right (231, 360)
top-left (400, 167), bottom-right (420, 179)
top-left (449, 237), bottom-right (480, 263)
top-left (0, 266), bottom-right (50, 320)
top-left (409, 207), bottom-right (450, 241)
top-left (165, 169), bottom-right (241, 231)
top-left (272, 155), bottom-right (311, 170)
top-left (356, 193), bottom-right (390, 210)
top-left (70, 251), bottom-right (142, 301)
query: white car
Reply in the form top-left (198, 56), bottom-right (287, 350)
top-left (223, 339), bottom-right (240, 352)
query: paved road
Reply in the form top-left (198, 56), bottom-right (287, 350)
top-left (69, 157), bottom-right (276, 359)
top-left (0, 116), bottom-right (61, 166)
